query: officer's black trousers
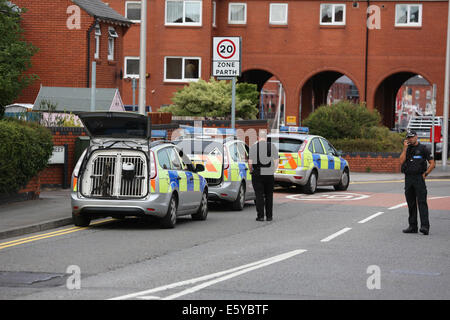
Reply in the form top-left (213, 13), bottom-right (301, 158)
top-left (251, 174), bottom-right (274, 219)
top-left (404, 174), bottom-right (430, 230)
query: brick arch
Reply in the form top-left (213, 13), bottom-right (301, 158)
top-left (372, 69), bottom-right (433, 128)
top-left (295, 68), bottom-right (362, 123)
top-left (239, 66), bottom-right (285, 93)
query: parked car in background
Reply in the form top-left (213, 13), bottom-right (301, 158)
top-left (173, 127), bottom-right (255, 210)
top-left (268, 126), bottom-right (350, 194)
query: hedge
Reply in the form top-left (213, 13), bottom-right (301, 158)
top-left (0, 119), bottom-right (53, 194)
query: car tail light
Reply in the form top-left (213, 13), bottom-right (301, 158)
top-left (299, 140), bottom-right (307, 153)
top-left (72, 177), bottom-right (78, 192)
top-left (223, 148), bottom-right (230, 170)
top-left (150, 151), bottom-right (157, 179)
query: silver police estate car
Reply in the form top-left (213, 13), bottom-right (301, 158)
top-left (268, 126), bottom-right (350, 194)
top-left (71, 112), bottom-right (208, 229)
top-left (173, 127), bottom-right (255, 211)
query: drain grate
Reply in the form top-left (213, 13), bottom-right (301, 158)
top-left (0, 271), bottom-right (67, 287)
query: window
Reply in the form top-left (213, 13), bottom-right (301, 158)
top-left (212, 1), bottom-right (217, 27)
top-left (124, 57), bottom-right (140, 78)
top-left (126, 1), bottom-right (141, 22)
top-left (395, 4), bottom-right (422, 26)
top-left (229, 3), bottom-right (246, 24)
top-left (165, 0), bottom-right (202, 26)
top-left (167, 147), bottom-right (183, 170)
top-left (228, 143), bottom-right (240, 162)
top-left (320, 3), bottom-right (345, 25)
top-left (270, 3), bottom-right (288, 25)
top-left (158, 149), bottom-right (172, 169)
top-left (320, 138), bottom-right (337, 156)
top-left (94, 24), bottom-right (101, 59)
top-left (426, 90), bottom-right (431, 100)
top-left (237, 142), bottom-right (249, 161)
top-left (312, 138), bottom-right (325, 154)
top-left (108, 27), bottom-right (118, 61)
top-left (415, 90), bottom-right (420, 100)
top-left (164, 57), bottom-right (201, 82)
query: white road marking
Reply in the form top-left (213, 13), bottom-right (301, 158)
top-left (109, 249), bottom-right (306, 300)
top-left (388, 202), bottom-right (407, 210)
top-left (358, 212), bottom-right (384, 224)
top-left (320, 227), bottom-right (352, 242)
top-left (286, 193), bottom-right (370, 201)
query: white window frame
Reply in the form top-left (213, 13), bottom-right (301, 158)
top-left (164, 56), bottom-right (201, 82)
top-left (270, 3), bottom-right (288, 25)
top-left (108, 27), bottom-right (118, 61)
top-left (228, 3), bottom-right (247, 25)
top-left (94, 24), bottom-right (101, 59)
top-left (395, 4), bottom-right (422, 27)
top-left (124, 56), bottom-right (140, 78)
top-left (165, 0), bottom-right (202, 26)
top-left (212, 1), bottom-right (217, 27)
top-left (125, 1), bottom-right (141, 23)
top-left (320, 3), bottom-right (346, 26)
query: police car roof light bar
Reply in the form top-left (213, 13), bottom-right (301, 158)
top-left (181, 125), bottom-right (237, 137)
top-left (279, 126), bottom-right (309, 134)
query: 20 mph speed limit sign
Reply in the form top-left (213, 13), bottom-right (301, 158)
top-left (212, 37), bottom-right (241, 77)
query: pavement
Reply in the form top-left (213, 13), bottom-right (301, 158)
top-left (1, 165), bottom-right (449, 241)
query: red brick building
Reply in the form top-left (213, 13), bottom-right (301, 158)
top-left (14, 0), bottom-right (132, 104)
top-left (106, 0), bottom-right (447, 128)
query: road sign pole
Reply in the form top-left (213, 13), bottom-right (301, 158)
top-left (231, 77), bottom-right (236, 129)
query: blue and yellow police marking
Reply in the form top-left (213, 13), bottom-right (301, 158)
top-left (0, 218), bottom-right (115, 251)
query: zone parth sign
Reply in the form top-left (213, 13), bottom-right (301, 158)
top-left (212, 37), bottom-right (241, 77)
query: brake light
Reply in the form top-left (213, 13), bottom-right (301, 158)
top-left (72, 177), bottom-right (78, 192)
top-left (299, 140), bottom-right (307, 152)
top-left (150, 151), bottom-right (157, 179)
top-left (223, 148), bottom-right (230, 170)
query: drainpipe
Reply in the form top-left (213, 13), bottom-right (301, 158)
top-left (86, 18), bottom-right (98, 88)
top-left (364, 1), bottom-right (370, 103)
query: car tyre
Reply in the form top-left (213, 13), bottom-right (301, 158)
top-left (232, 183), bottom-right (245, 211)
top-left (192, 191), bottom-right (208, 221)
top-left (303, 171), bottom-right (317, 194)
top-left (72, 212), bottom-right (91, 227)
top-left (161, 194), bottom-right (177, 229)
top-left (334, 168), bottom-right (350, 191)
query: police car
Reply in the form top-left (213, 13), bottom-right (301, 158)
top-left (71, 112), bottom-right (208, 229)
top-left (173, 127), bottom-right (255, 210)
top-left (268, 126), bottom-right (350, 194)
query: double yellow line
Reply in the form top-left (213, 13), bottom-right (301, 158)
top-left (0, 218), bottom-right (114, 251)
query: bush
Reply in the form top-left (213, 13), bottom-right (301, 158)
top-left (303, 101), bottom-right (381, 139)
top-left (329, 127), bottom-right (405, 153)
top-left (303, 101), bottom-right (405, 152)
top-left (161, 78), bottom-right (259, 119)
top-left (0, 119), bottom-right (53, 194)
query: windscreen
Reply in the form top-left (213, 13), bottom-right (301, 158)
top-left (269, 137), bottom-right (304, 153)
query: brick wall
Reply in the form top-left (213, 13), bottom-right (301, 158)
top-left (343, 152), bottom-right (402, 173)
top-left (13, 0), bottom-right (128, 104)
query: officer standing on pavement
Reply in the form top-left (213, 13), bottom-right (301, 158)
top-left (400, 129), bottom-right (435, 235)
top-left (249, 131), bottom-right (279, 221)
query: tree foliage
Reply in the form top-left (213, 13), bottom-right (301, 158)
top-left (0, 118), bottom-right (53, 194)
top-left (161, 78), bottom-right (259, 119)
top-left (0, 1), bottom-right (38, 118)
top-left (303, 101), bottom-right (381, 139)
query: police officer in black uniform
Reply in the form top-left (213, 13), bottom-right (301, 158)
top-left (400, 129), bottom-right (435, 235)
top-left (249, 133), bottom-right (279, 222)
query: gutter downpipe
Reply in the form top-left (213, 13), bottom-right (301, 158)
top-left (86, 18), bottom-right (98, 88)
top-left (364, 1), bottom-right (370, 104)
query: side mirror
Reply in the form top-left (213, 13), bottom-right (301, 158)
top-left (337, 150), bottom-right (343, 157)
top-left (195, 164), bottom-right (205, 172)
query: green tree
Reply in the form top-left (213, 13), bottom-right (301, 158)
top-left (0, 1), bottom-right (38, 118)
top-left (303, 101), bottom-right (381, 139)
top-left (161, 78), bottom-right (259, 119)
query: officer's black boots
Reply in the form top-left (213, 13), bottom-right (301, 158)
top-left (403, 227), bottom-right (418, 234)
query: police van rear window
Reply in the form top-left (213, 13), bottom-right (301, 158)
top-left (269, 138), bottom-right (304, 153)
top-left (175, 140), bottom-right (224, 156)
